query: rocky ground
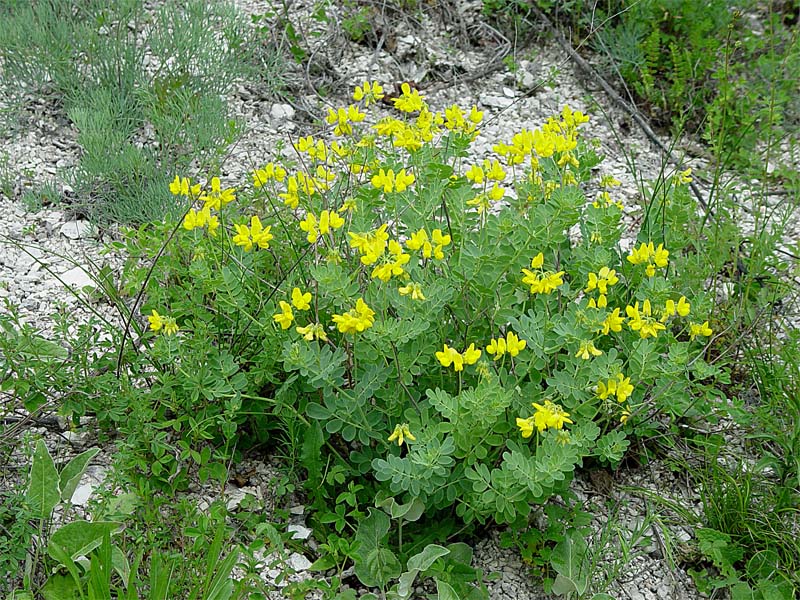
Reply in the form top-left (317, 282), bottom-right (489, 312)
top-left (2, 0), bottom-right (798, 598)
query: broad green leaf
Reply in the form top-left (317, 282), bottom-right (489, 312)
top-left (41, 573), bottom-right (82, 600)
top-left (26, 439), bottom-right (60, 520)
top-left (445, 542), bottom-right (473, 566)
top-left (60, 447), bottom-right (100, 503)
top-left (112, 544), bottom-right (131, 588)
top-left (376, 496), bottom-right (425, 522)
top-left (362, 548), bottom-right (402, 588)
top-left (407, 544), bottom-right (450, 572)
top-left (48, 521), bottom-right (120, 562)
top-left (550, 529), bottom-right (590, 597)
top-left (436, 579), bottom-right (461, 600)
top-left (354, 508), bottom-right (392, 587)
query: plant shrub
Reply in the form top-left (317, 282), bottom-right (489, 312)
top-left (107, 83), bottom-right (714, 528)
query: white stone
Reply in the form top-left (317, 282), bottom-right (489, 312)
top-left (60, 220), bottom-right (94, 240)
top-left (478, 94), bottom-right (513, 109)
top-left (287, 552), bottom-right (312, 571)
top-left (60, 266), bottom-right (96, 290)
top-left (270, 103), bottom-right (295, 121)
top-left (71, 482), bottom-right (95, 506)
top-left (287, 524), bottom-right (312, 540)
top-left (289, 505), bottom-right (305, 515)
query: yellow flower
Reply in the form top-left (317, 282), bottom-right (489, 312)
top-left (148, 309), bottom-right (165, 332)
top-left (626, 300), bottom-right (666, 339)
top-left (233, 216), bottom-right (273, 251)
top-left (529, 400), bottom-right (573, 432)
top-left (485, 159), bottom-right (506, 181)
top-left (530, 252), bottom-right (545, 269)
top-left (653, 244), bottom-right (669, 268)
top-left (291, 287), bottom-right (312, 311)
top-left (296, 323), bottom-right (328, 342)
top-left (252, 162), bottom-right (287, 187)
top-left (201, 177), bottom-right (236, 210)
top-left (371, 167), bottom-right (414, 193)
top-left (600, 174), bottom-right (621, 188)
top-left (332, 298), bottom-right (375, 334)
top-left (615, 373), bottom-right (634, 403)
top-left (487, 331), bottom-right (526, 359)
top-left (576, 340), bottom-right (603, 360)
top-left (398, 282), bottom-right (426, 301)
top-left (387, 423), bottom-right (416, 446)
top-left (299, 212), bottom-right (318, 244)
top-left (585, 267), bottom-right (619, 295)
top-left (486, 336), bottom-right (506, 360)
top-left (521, 265), bottom-right (565, 295)
top-left (664, 296), bottom-right (691, 320)
top-left (601, 308), bottom-right (624, 335)
top-left (273, 301), bottom-right (294, 330)
top-left (169, 175), bottom-right (201, 197)
top-left (431, 229), bottom-right (451, 259)
top-left (405, 228), bottom-right (428, 251)
top-left (677, 168), bottom-right (693, 184)
top-left (353, 81), bottom-right (385, 106)
top-left (162, 317), bottom-right (179, 336)
top-left (627, 241), bottom-right (669, 276)
top-left (596, 378), bottom-right (616, 401)
top-left (436, 344), bottom-right (464, 371)
top-left (393, 82), bottom-right (426, 113)
top-left (689, 321), bottom-right (713, 340)
top-left (462, 343), bottom-right (482, 365)
top-left (468, 105), bottom-right (484, 124)
top-left (516, 416), bottom-right (535, 438)
top-left (465, 164), bottom-right (485, 184)
top-left (148, 310), bottom-right (178, 335)
top-left (505, 331), bottom-right (527, 357)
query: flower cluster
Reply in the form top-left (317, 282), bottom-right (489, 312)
top-left (405, 228), bottom-right (451, 260)
top-left (387, 423), bottom-right (416, 446)
top-left (148, 309), bottom-right (179, 336)
top-left (625, 299), bottom-right (666, 339)
top-left (627, 241), bottom-right (669, 277)
top-left (332, 298), bottom-right (375, 334)
top-left (435, 343), bottom-right (482, 372)
top-left (486, 331), bottom-right (527, 360)
top-left (596, 373), bottom-right (634, 404)
top-left (585, 266), bottom-right (619, 308)
top-left (233, 216), bottom-right (273, 251)
top-left (516, 400), bottom-right (573, 437)
top-left (299, 210), bottom-right (345, 244)
top-left (521, 252), bottom-right (565, 295)
top-left (371, 168), bottom-right (415, 193)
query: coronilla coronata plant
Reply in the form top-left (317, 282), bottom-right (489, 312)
top-left (122, 83), bottom-right (715, 541)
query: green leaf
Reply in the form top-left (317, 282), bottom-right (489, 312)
top-left (309, 555), bottom-right (337, 571)
top-left (26, 439), bottom-right (60, 520)
top-left (354, 508), bottom-right (394, 587)
top-left (436, 579), bottom-right (461, 600)
top-left (112, 544), bottom-right (131, 588)
top-left (550, 529), bottom-right (590, 596)
top-left (407, 544), bottom-right (450, 572)
top-left (60, 447), bottom-right (100, 503)
top-left (362, 548), bottom-right (402, 588)
top-left (376, 496), bottom-right (425, 522)
top-left (41, 573), bottom-right (82, 600)
top-left (48, 521), bottom-right (120, 562)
